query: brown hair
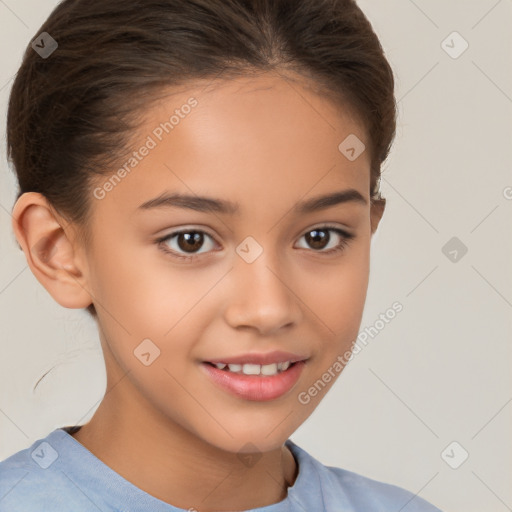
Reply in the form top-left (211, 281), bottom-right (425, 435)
top-left (7, 0), bottom-right (397, 318)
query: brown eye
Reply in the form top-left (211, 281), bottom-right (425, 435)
top-left (296, 226), bottom-right (355, 254)
top-left (176, 232), bottom-right (204, 253)
top-left (157, 229), bottom-right (217, 260)
top-left (304, 228), bottom-right (330, 250)
top-left (156, 225), bottom-right (354, 262)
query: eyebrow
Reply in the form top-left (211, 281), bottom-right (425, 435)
top-left (138, 188), bottom-right (367, 215)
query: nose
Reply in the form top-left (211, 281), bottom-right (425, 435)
top-left (223, 250), bottom-right (302, 336)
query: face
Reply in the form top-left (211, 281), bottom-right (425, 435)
top-left (77, 72), bottom-right (383, 454)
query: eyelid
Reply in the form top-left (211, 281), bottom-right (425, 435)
top-left (155, 225), bottom-right (218, 241)
top-left (155, 226), bottom-right (219, 249)
top-left (155, 222), bottom-right (352, 243)
top-left (301, 222), bottom-right (353, 236)
top-left (155, 222), bottom-right (355, 261)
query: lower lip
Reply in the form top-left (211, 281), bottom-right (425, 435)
top-left (200, 361), bottom-right (306, 401)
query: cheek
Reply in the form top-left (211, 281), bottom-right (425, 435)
top-left (89, 240), bottom-right (219, 354)
top-left (304, 242), bottom-right (370, 335)
top-left (87, 237), bottom-right (174, 323)
top-left (89, 227), bottom-right (370, 346)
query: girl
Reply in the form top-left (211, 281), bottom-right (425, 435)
top-left (0, 0), bottom-right (443, 510)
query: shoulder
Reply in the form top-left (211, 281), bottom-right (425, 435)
top-left (322, 465), bottom-right (443, 511)
top-left (0, 430), bottom-right (97, 512)
top-left (286, 440), bottom-right (443, 512)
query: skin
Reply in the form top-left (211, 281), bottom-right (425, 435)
top-left (12, 70), bottom-right (385, 511)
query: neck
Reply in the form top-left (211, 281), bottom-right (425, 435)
top-left (70, 380), bottom-right (298, 511)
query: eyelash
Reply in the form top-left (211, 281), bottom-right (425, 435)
top-left (155, 225), bottom-right (355, 262)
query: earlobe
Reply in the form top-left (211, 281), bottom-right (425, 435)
top-left (370, 197), bottom-right (386, 235)
top-left (11, 192), bottom-right (93, 309)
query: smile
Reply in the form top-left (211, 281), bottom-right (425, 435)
top-left (206, 361), bottom-right (293, 376)
top-left (200, 360), bottom-right (307, 401)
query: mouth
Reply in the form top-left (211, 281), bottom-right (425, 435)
top-left (200, 358), bottom-right (307, 401)
top-left (204, 360), bottom-right (298, 376)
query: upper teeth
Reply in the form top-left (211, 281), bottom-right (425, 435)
top-left (213, 361), bottom-right (292, 376)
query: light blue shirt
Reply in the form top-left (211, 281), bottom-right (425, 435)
top-left (0, 426), bottom-right (443, 511)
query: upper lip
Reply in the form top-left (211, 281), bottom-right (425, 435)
top-left (205, 351), bottom-right (309, 366)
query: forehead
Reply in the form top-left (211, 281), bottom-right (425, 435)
top-left (92, 72), bottom-right (371, 221)
top-left (147, 71), bottom-right (367, 141)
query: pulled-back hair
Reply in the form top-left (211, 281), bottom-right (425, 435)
top-left (7, 0), bottom-right (397, 318)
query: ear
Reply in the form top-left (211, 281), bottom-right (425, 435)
top-left (370, 197), bottom-right (386, 235)
top-left (11, 192), bottom-right (93, 309)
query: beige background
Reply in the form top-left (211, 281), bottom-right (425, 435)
top-left (1, 1), bottom-right (511, 511)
